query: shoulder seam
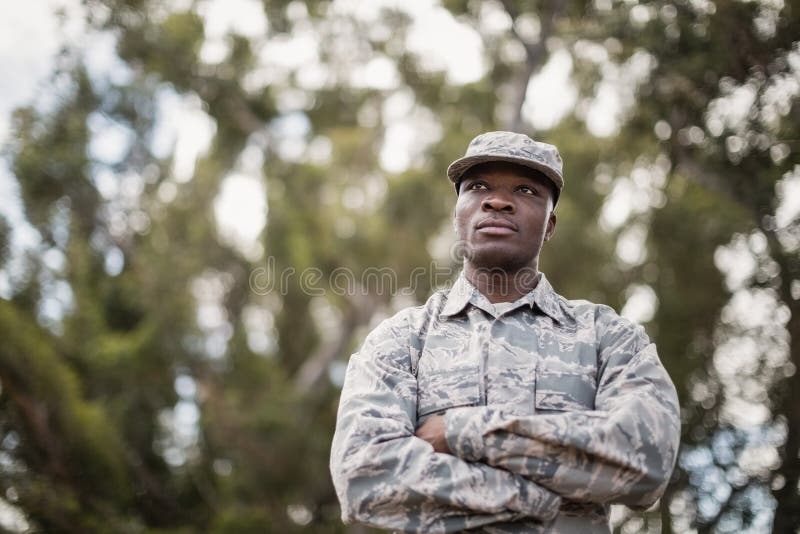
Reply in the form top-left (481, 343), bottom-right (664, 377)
top-left (407, 289), bottom-right (448, 375)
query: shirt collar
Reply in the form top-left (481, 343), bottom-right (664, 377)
top-left (440, 271), bottom-right (574, 324)
top-left (440, 274), bottom-right (477, 318)
top-left (530, 273), bottom-right (574, 323)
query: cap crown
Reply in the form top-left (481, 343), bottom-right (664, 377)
top-left (447, 131), bottom-right (564, 202)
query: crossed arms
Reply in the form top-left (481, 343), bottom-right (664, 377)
top-left (329, 311), bottom-right (681, 532)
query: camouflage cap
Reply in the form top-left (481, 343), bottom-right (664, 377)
top-left (447, 131), bottom-right (564, 203)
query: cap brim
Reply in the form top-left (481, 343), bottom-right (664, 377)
top-left (447, 154), bottom-right (564, 193)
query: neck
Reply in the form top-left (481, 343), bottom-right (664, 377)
top-left (463, 263), bottom-right (541, 303)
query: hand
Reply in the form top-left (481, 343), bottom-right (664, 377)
top-left (415, 415), bottom-right (452, 454)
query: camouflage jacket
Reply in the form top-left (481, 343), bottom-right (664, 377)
top-left (330, 273), bottom-right (680, 533)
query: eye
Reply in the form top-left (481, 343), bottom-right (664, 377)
top-left (466, 181), bottom-right (488, 191)
top-left (517, 185), bottom-right (538, 195)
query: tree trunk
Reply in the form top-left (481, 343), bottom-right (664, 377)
top-left (293, 292), bottom-right (378, 394)
top-left (498, 0), bottom-right (566, 133)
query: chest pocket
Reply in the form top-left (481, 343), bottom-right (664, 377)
top-left (417, 365), bottom-right (481, 418)
top-left (535, 367), bottom-right (597, 413)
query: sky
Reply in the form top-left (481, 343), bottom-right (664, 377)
top-left (0, 0), bottom-right (88, 253)
top-left (0, 1), bottom-right (80, 146)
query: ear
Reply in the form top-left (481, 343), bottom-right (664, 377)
top-left (544, 211), bottom-right (557, 242)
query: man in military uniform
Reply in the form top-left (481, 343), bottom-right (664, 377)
top-left (330, 131), bottom-right (681, 533)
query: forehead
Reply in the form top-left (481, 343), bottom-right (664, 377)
top-left (460, 161), bottom-right (551, 186)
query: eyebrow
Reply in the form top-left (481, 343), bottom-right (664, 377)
top-left (462, 174), bottom-right (542, 186)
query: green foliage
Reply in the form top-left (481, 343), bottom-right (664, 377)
top-left (0, 301), bottom-right (132, 528)
top-left (118, 11), bottom-right (205, 82)
top-left (11, 70), bottom-right (97, 234)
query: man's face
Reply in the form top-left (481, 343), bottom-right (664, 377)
top-left (454, 162), bottom-right (557, 273)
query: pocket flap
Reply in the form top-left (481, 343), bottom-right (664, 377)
top-left (417, 366), bottom-right (481, 417)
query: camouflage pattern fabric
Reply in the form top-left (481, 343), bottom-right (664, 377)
top-left (446, 131), bottom-right (565, 202)
top-left (330, 273), bottom-right (681, 533)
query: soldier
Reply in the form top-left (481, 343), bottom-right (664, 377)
top-left (329, 131), bottom-right (681, 533)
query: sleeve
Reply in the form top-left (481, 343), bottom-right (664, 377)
top-left (443, 310), bottom-right (681, 508)
top-left (329, 314), bottom-right (562, 533)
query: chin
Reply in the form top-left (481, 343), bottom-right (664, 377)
top-left (465, 245), bottom-right (533, 273)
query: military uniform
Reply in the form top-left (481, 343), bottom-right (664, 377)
top-left (330, 273), bottom-right (679, 532)
top-left (329, 132), bottom-right (681, 532)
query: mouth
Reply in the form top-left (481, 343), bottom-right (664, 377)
top-left (475, 217), bottom-right (518, 236)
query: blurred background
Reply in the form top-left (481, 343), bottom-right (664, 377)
top-left (0, 0), bottom-right (798, 532)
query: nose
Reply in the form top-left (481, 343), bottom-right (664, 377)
top-left (481, 193), bottom-right (515, 213)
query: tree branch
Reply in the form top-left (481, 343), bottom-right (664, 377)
top-left (499, 0), bottom-right (567, 132)
top-left (293, 292), bottom-right (378, 394)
